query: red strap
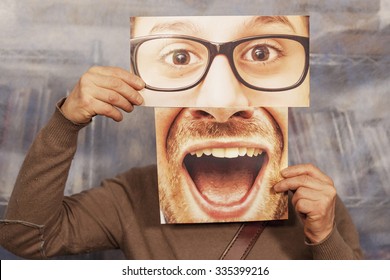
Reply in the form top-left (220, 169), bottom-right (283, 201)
top-left (220, 221), bottom-right (267, 260)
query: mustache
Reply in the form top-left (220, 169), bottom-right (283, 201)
top-left (166, 114), bottom-right (284, 160)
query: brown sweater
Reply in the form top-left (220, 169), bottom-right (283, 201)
top-left (0, 106), bottom-right (363, 259)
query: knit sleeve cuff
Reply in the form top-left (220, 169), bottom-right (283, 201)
top-left (41, 98), bottom-right (90, 148)
top-left (306, 224), bottom-right (356, 260)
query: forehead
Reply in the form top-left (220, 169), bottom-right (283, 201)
top-left (132, 15), bottom-right (308, 40)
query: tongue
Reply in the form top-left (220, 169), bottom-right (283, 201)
top-left (185, 155), bottom-right (261, 205)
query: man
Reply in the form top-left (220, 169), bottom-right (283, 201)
top-left (0, 16), bottom-right (362, 259)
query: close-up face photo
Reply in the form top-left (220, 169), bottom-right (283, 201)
top-left (130, 15), bottom-right (310, 107)
top-left (155, 106), bottom-right (288, 223)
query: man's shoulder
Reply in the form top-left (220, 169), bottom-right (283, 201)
top-left (113, 164), bottom-right (158, 196)
top-left (121, 164), bottom-right (158, 182)
top-left (115, 164), bottom-right (160, 222)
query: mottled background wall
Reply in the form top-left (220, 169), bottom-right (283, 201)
top-left (0, 0), bottom-right (389, 259)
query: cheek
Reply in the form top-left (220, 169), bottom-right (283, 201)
top-left (141, 90), bottom-right (199, 107)
top-left (245, 70), bottom-right (310, 107)
top-left (295, 74), bottom-right (309, 104)
top-left (155, 108), bottom-right (182, 155)
top-left (263, 107), bottom-right (288, 166)
top-left (264, 107), bottom-right (287, 139)
top-left (283, 72), bottom-right (310, 107)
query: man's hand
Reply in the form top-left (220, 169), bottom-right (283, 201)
top-left (274, 164), bottom-right (337, 243)
top-left (61, 66), bottom-right (145, 124)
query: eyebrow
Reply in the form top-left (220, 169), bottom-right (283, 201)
top-left (246, 16), bottom-right (297, 33)
top-left (149, 20), bottom-right (201, 34)
top-left (148, 16), bottom-right (298, 36)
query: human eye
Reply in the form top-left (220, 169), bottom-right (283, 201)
top-left (162, 48), bottom-right (200, 65)
top-left (159, 43), bottom-right (203, 67)
top-left (240, 40), bottom-right (284, 64)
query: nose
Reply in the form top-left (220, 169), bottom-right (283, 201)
top-left (189, 107), bottom-right (255, 123)
top-left (195, 55), bottom-right (249, 107)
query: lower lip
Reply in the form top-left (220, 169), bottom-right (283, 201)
top-left (183, 156), bottom-right (268, 221)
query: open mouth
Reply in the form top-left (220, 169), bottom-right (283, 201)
top-left (183, 146), bottom-right (268, 218)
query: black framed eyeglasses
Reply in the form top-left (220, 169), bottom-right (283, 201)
top-left (130, 34), bottom-right (309, 92)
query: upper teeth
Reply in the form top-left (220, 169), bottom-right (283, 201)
top-left (190, 147), bottom-right (263, 158)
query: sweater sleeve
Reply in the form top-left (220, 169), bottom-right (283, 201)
top-left (308, 196), bottom-right (363, 260)
top-left (0, 101), bottom-right (121, 259)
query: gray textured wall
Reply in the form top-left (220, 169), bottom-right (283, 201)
top-left (0, 0), bottom-right (389, 259)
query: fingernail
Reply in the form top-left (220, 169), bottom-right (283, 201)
top-left (136, 79), bottom-right (145, 89)
top-left (136, 94), bottom-right (144, 105)
top-left (280, 168), bottom-right (289, 176)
